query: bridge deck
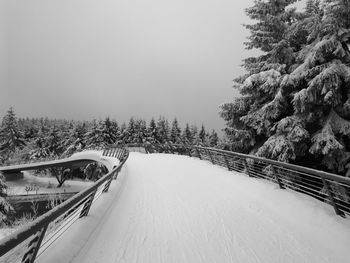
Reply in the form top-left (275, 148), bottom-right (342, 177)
top-left (0, 150), bottom-right (117, 175)
top-left (37, 153), bottom-right (350, 263)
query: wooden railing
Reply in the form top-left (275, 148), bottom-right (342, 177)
top-left (127, 143), bottom-right (350, 218)
top-left (0, 147), bottom-right (129, 263)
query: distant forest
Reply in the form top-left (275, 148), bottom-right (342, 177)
top-left (0, 107), bottom-right (220, 164)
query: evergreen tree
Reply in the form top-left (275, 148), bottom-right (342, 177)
top-left (101, 117), bottom-right (118, 145)
top-left (29, 126), bottom-right (50, 160)
top-left (170, 118), bottom-right (182, 143)
top-left (0, 107), bottom-right (26, 161)
top-left (125, 117), bottom-right (136, 143)
top-left (190, 125), bottom-right (198, 144)
top-left (62, 122), bottom-right (87, 156)
top-left (134, 119), bottom-right (148, 143)
top-left (209, 130), bottom-right (219, 147)
top-left (220, 0), bottom-right (300, 153)
top-left (147, 118), bottom-right (158, 143)
top-left (198, 125), bottom-right (206, 144)
top-left (85, 120), bottom-right (104, 147)
top-left (46, 125), bottom-right (64, 157)
top-left (156, 117), bottom-right (169, 143)
top-left (278, 0), bottom-right (350, 173)
top-left (118, 123), bottom-right (127, 144)
top-left (221, 0), bottom-right (350, 176)
top-left (0, 172), bottom-right (12, 224)
top-left (182, 124), bottom-right (193, 144)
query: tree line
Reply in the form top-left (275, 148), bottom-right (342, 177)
top-left (220, 0), bottom-right (350, 177)
top-left (0, 107), bottom-right (220, 164)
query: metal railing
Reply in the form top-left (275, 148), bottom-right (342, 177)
top-left (0, 147), bottom-right (129, 263)
top-left (127, 143), bottom-right (350, 218)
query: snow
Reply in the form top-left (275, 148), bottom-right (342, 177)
top-left (0, 228), bottom-right (15, 241)
top-left (5, 150), bottom-right (120, 195)
top-left (6, 172), bottom-right (93, 195)
top-left (36, 153), bottom-right (350, 263)
top-left (70, 150), bottom-right (120, 171)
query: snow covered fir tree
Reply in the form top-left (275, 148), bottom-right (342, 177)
top-left (0, 172), bottom-right (12, 225)
top-left (220, 0), bottom-right (350, 177)
top-left (0, 107), bottom-right (25, 163)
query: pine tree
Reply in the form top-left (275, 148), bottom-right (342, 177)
top-left (118, 123), bottom-right (127, 144)
top-left (198, 125), bottom-right (206, 144)
top-left (220, 0), bottom-right (300, 154)
top-left (279, 0), bottom-right (350, 173)
top-left (29, 126), bottom-right (50, 160)
top-left (170, 118), bottom-right (181, 143)
top-left (46, 125), bottom-right (63, 157)
top-left (101, 117), bottom-right (118, 145)
top-left (0, 172), bottom-right (13, 224)
top-left (209, 130), bottom-right (219, 147)
top-left (0, 107), bottom-right (26, 161)
top-left (85, 120), bottom-right (104, 147)
top-left (182, 124), bottom-right (193, 144)
top-left (221, 0), bottom-right (350, 175)
top-left (134, 119), bottom-right (148, 143)
top-left (147, 118), bottom-right (158, 143)
top-left (125, 117), bottom-right (136, 143)
top-left (62, 122), bottom-right (87, 156)
top-left (156, 117), bottom-right (169, 143)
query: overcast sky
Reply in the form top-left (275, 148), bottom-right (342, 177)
top-left (0, 0), bottom-right (303, 132)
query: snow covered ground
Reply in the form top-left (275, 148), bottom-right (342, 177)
top-left (6, 150), bottom-right (119, 195)
top-left (36, 152), bottom-right (350, 263)
top-left (6, 172), bottom-right (93, 195)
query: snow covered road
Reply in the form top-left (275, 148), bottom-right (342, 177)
top-left (37, 152), bottom-right (350, 263)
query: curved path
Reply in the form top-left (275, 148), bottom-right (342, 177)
top-left (37, 152), bottom-right (350, 263)
top-left (0, 150), bottom-right (117, 175)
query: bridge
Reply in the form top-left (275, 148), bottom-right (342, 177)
top-left (0, 145), bottom-right (350, 263)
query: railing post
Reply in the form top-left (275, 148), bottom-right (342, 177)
top-left (103, 175), bottom-right (114, 193)
top-left (321, 177), bottom-right (344, 217)
top-left (223, 154), bottom-right (231, 171)
top-left (207, 149), bottom-right (214, 164)
top-left (271, 166), bottom-right (284, 189)
top-left (79, 190), bottom-right (97, 218)
top-left (21, 225), bottom-right (48, 263)
top-left (243, 159), bottom-right (252, 177)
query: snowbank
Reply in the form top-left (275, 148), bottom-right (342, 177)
top-left (37, 153), bottom-right (350, 263)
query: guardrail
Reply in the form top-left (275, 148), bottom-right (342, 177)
top-left (127, 143), bottom-right (350, 218)
top-left (0, 147), bottom-right (129, 263)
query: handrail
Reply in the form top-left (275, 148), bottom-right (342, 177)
top-left (127, 143), bottom-right (350, 218)
top-left (0, 147), bottom-right (129, 263)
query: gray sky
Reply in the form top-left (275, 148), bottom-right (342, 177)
top-left (0, 0), bottom-right (302, 132)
